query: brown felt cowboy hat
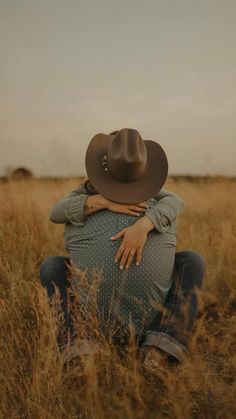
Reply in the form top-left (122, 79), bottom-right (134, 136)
top-left (85, 128), bottom-right (168, 204)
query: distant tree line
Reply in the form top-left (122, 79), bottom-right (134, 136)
top-left (1, 166), bottom-right (33, 181)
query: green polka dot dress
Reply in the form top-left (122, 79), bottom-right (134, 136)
top-left (64, 197), bottom-right (177, 338)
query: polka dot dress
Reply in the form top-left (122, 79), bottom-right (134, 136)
top-left (64, 198), bottom-right (177, 338)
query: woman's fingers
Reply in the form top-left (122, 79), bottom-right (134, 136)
top-left (122, 207), bottom-right (146, 217)
top-left (125, 250), bottom-right (136, 269)
top-left (115, 244), bottom-right (142, 269)
top-left (119, 249), bottom-right (131, 270)
top-left (111, 228), bottom-right (126, 240)
top-left (136, 247), bottom-right (144, 266)
top-left (128, 204), bottom-right (148, 212)
top-left (131, 205), bottom-right (146, 212)
top-left (114, 244), bottom-right (125, 263)
top-left (135, 203), bottom-right (149, 209)
top-left (120, 247), bottom-right (144, 269)
top-left (126, 210), bottom-right (142, 216)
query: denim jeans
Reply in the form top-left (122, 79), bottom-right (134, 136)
top-left (39, 250), bottom-right (205, 362)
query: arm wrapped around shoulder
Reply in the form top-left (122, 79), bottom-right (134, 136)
top-left (49, 185), bottom-right (88, 226)
top-left (145, 188), bottom-right (185, 233)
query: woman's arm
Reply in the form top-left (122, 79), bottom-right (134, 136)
top-left (49, 185), bottom-right (148, 225)
top-left (144, 188), bottom-right (185, 233)
top-left (49, 184), bottom-right (185, 231)
top-left (49, 185), bottom-right (90, 226)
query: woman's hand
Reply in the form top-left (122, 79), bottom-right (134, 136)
top-left (111, 216), bottom-right (154, 269)
top-left (84, 195), bottom-right (148, 217)
top-left (104, 197), bottom-right (148, 216)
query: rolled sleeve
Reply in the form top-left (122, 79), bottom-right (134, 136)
top-left (145, 205), bottom-right (173, 233)
top-left (145, 189), bottom-right (185, 233)
top-left (65, 194), bottom-right (88, 226)
top-left (49, 185), bottom-right (89, 226)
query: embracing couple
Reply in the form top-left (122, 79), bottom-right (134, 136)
top-left (40, 128), bottom-right (206, 368)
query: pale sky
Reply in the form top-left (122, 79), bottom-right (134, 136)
top-left (0, 0), bottom-right (236, 177)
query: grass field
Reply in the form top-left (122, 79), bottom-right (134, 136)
top-left (0, 177), bottom-right (236, 419)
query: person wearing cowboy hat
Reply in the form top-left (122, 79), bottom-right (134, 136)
top-left (40, 128), bottom-right (205, 367)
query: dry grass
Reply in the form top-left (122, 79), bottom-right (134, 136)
top-left (0, 177), bottom-right (236, 419)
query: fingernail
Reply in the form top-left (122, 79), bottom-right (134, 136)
top-left (114, 259), bottom-right (117, 263)
top-left (120, 265), bottom-right (123, 270)
top-left (111, 237), bottom-right (114, 240)
top-left (136, 263), bottom-right (139, 266)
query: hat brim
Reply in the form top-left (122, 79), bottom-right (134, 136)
top-left (85, 133), bottom-right (168, 204)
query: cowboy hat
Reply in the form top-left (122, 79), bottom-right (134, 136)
top-left (85, 128), bottom-right (168, 204)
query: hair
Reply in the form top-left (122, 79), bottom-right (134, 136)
top-left (83, 130), bottom-right (119, 195)
top-left (83, 178), bottom-right (98, 195)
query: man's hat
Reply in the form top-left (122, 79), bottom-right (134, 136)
top-left (85, 128), bottom-right (168, 203)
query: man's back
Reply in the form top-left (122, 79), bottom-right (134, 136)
top-left (65, 198), bottom-right (177, 338)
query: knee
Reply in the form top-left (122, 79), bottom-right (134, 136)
top-left (39, 256), bottom-right (70, 288)
top-left (39, 256), bottom-right (57, 287)
top-left (176, 250), bottom-right (206, 288)
top-left (185, 250), bottom-right (206, 272)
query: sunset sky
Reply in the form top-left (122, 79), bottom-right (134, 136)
top-left (0, 0), bottom-right (235, 177)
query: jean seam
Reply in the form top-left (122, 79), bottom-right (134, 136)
top-left (160, 256), bottom-right (186, 334)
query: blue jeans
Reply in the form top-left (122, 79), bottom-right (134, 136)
top-left (39, 250), bottom-right (205, 362)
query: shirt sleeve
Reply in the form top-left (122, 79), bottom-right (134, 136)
top-left (49, 185), bottom-right (88, 226)
top-left (145, 188), bottom-right (185, 233)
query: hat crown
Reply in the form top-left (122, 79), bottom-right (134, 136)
top-left (106, 128), bottom-right (147, 182)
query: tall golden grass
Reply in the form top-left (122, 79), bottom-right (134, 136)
top-left (0, 177), bottom-right (236, 418)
